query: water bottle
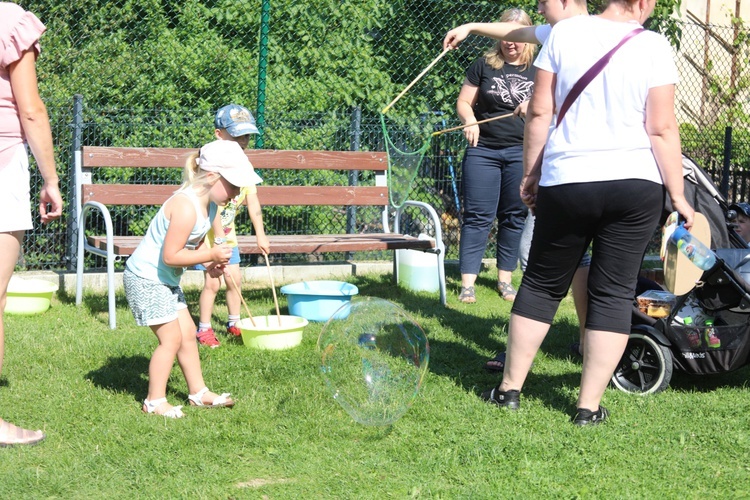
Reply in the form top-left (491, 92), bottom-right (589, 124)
top-left (670, 225), bottom-right (717, 270)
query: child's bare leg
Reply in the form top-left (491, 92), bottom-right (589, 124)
top-left (198, 271), bottom-right (222, 326)
top-left (174, 308), bottom-right (234, 405)
top-left (145, 320), bottom-right (183, 415)
top-left (224, 264), bottom-right (242, 318)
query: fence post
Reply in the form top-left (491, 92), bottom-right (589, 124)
top-left (346, 106), bottom-right (362, 260)
top-left (66, 94), bottom-right (84, 271)
top-left (722, 126), bottom-right (732, 199)
top-left (255, 0), bottom-right (271, 148)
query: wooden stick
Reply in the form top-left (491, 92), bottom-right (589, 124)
top-left (228, 273), bottom-right (256, 327)
top-left (431, 112), bottom-right (515, 136)
top-left (263, 252), bottom-right (281, 323)
top-left (381, 47), bottom-right (451, 115)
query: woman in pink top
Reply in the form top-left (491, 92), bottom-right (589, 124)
top-left (0, 3), bottom-right (63, 447)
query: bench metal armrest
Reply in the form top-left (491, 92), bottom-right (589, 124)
top-left (393, 200), bottom-right (445, 254)
top-left (76, 200), bottom-right (119, 329)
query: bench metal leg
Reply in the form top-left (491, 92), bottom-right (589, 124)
top-left (436, 250), bottom-right (447, 306)
top-left (76, 220), bottom-right (85, 307)
top-left (76, 202), bottom-right (118, 329)
top-left (106, 250), bottom-right (116, 330)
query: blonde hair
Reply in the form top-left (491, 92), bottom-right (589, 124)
top-left (179, 150), bottom-right (218, 193)
top-left (484, 9), bottom-right (535, 71)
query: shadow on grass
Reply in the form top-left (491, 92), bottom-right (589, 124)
top-left (62, 283), bottom-right (277, 330)
top-left (351, 270), bottom-right (750, 414)
top-left (663, 365), bottom-right (750, 393)
top-left (55, 283), bottom-right (122, 318)
top-left (85, 355), bottom-right (151, 403)
top-left (346, 271), bottom-right (581, 415)
top-left (351, 274), bottom-right (502, 364)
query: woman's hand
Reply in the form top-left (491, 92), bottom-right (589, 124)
top-left (520, 173), bottom-right (539, 211)
top-left (443, 25), bottom-right (472, 50)
top-left (670, 195), bottom-right (695, 230)
top-left (514, 101), bottom-right (529, 119)
top-left (39, 181), bottom-right (63, 223)
top-left (463, 123), bottom-right (480, 147)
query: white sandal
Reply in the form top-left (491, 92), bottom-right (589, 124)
top-left (188, 387), bottom-right (234, 408)
top-left (143, 397), bottom-right (184, 419)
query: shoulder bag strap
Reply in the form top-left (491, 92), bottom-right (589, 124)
top-left (556, 28), bottom-right (645, 128)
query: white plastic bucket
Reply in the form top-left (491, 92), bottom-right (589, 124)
top-left (397, 241), bottom-right (438, 293)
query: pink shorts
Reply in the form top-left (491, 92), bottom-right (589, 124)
top-left (0, 144), bottom-right (32, 232)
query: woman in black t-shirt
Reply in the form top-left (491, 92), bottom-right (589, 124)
top-left (457, 8), bottom-right (536, 304)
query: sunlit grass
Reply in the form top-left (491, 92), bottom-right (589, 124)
top-left (1, 267), bottom-right (749, 497)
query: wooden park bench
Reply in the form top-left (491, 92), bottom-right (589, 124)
top-left (74, 147), bottom-right (446, 328)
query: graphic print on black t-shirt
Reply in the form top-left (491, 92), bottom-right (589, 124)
top-left (488, 75), bottom-right (535, 106)
top-left (465, 57), bottom-right (536, 148)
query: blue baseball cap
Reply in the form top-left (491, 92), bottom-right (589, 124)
top-left (214, 104), bottom-right (259, 137)
top-left (731, 202), bottom-right (750, 218)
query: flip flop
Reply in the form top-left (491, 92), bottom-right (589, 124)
top-left (484, 352), bottom-right (506, 372)
top-left (484, 352), bottom-right (534, 373)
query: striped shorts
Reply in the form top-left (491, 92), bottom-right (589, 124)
top-left (123, 268), bottom-right (187, 327)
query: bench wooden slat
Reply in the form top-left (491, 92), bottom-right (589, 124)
top-left (81, 147), bottom-right (195, 168)
top-left (88, 234), bottom-right (435, 256)
top-left (257, 186), bottom-right (388, 206)
top-left (81, 147), bottom-right (388, 171)
top-left (235, 234), bottom-right (435, 254)
top-left (83, 185), bottom-right (389, 206)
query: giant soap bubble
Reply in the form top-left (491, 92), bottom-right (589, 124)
top-left (317, 297), bottom-right (429, 426)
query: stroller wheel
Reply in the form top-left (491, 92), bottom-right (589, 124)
top-left (611, 332), bottom-right (673, 395)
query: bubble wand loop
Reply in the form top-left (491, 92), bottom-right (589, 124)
top-left (381, 47), bottom-right (451, 115)
top-left (263, 252), bottom-right (281, 323)
top-left (228, 273), bottom-right (256, 327)
top-left (431, 112), bottom-right (515, 136)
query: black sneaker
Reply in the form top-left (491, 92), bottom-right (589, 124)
top-left (480, 387), bottom-right (520, 410)
top-left (572, 406), bottom-right (609, 426)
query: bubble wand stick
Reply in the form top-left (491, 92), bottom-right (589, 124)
top-left (381, 47), bottom-right (451, 115)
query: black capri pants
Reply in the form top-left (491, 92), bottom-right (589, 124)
top-left (512, 179), bottom-right (665, 334)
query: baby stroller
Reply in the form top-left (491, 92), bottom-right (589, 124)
top-left (611, 155), bottom-right (750, 394)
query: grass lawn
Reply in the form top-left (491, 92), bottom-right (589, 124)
top-left (2, 267), bottom-right (750, 498)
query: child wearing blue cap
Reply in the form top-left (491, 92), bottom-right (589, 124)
top-left (195, 104), bottom-right (270, 347)
top-left (730, 202), bottom-right (750, 245)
